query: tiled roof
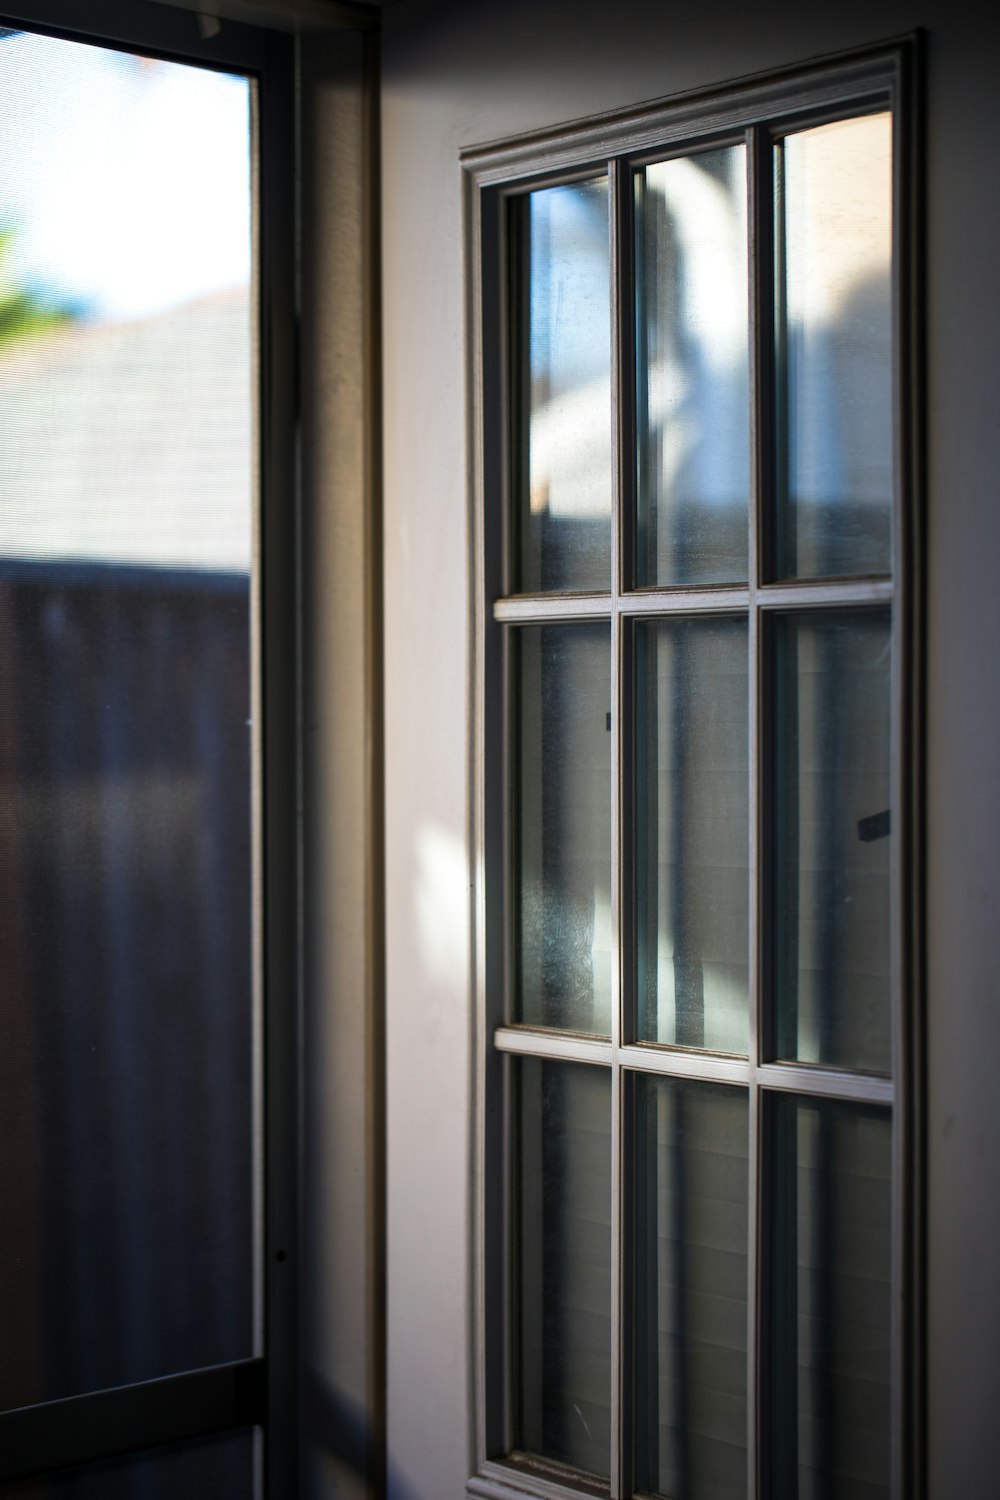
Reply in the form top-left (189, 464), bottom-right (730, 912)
top-left (0, 285), bottom-right (252, 573)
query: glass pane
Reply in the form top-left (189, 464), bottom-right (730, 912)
top-left (636, 617), bottom-right (749, 1052)
top-left (634, 1077), bottom-right (748, 1500)
top-left (766, 1097), bottom-right (892, 1500)
top-left (1, 1429), bottom-right (256, 1499)
top-left (0, 31), bottom-right (254, 1404)
top-left (515, 624), bottom-right (611, 1034)
top-left (515, 1058), bottom-right (611, 1480)
top-left (775, 115), bottom-right (893, 580)
top-left (771, 611), bottom-right (892, 1074)
top-left (635, 147), bottom-right (749, 587)
top-left (516, 180), bottom-right (611, 592)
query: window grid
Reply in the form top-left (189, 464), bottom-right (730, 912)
top-left (468, 41), bottom-right (918, 1500)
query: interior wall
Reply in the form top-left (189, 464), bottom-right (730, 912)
top-left (378, 3), bottom-right (1000, 1498)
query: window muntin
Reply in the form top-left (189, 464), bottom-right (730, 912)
top-left (473, 48), bottom-right (913, 1500)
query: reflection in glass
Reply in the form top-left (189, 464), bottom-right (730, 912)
top-left (0, 1430), bottom-right (256, 1500)
top-left (772, 611), bottom-right (892, 1075)
top-left (636, 617), bottom-right (748, 1052)
top-left (635, 148), bottom-right (749, 587)
top-left (766, 1097), bottom-right (892, 1500)
top-left (516, 1058), bottom-right (611, 1480)
top-left (516, 180), bottom-right (611, 592)
top-left (0, 31), bottom-right (254, 1406)
top-left (776, 115), bottom-right (893, 580)
top-left (634, 1078), bottom-right (748, 1500)
top-left (515, 624), bottom-right (611, 1034)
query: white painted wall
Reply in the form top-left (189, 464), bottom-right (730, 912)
top-left (378, 2), bottom-right (1000, 1497)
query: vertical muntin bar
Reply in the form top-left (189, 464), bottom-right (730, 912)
top-left (746, 120), bottom-right (769, 1500)
top-left (608, 153), bottom-right (627, 1500)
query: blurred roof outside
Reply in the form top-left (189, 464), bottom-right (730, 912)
top-left (0, 286), bottom-right (252, 574)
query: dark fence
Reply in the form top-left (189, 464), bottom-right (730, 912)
top-left (0, 560), bottom-right (254, 1494)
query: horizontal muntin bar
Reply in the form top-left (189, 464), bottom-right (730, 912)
top-left (620, 578), bottom-right (893, 613)
top-left (493, 1025), bottom-right (612, 1066)
top-left (618, 1044), bottom-right (751, 1084)
top-left (756, 1061), bottom-right (894, 1104)
top-left (617, 586), bottom-right (750, 613)
top-left (493, 594), bottom-right (612, 623)
top-left (494, 578), bottom-right (892, 624)
top-left (494, 1031), bottom-right (894, 1105)
top-left (754, 577), bottom-right (894, 608)
top-left (0, 1358), bottom-right (265, 1485)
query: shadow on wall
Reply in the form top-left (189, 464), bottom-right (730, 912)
top-left (305, 1369), bottom-right (423, 1500)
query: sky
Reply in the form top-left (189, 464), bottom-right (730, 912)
top-left (0, 27), bottom-right (251, 323)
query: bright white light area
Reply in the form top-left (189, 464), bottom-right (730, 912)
top-left (647, 154), bottom-right (748, 369)
top-left (783, 113), bottom-right (892, 326)
top-left (655, 954), bottom-right (749, 1054)
top-left (0, 29), bottom-right (250, 322)
top-left (416, 825), bottom-right (470, 991)
top-left (643, 151), bottom-right (749, 510)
